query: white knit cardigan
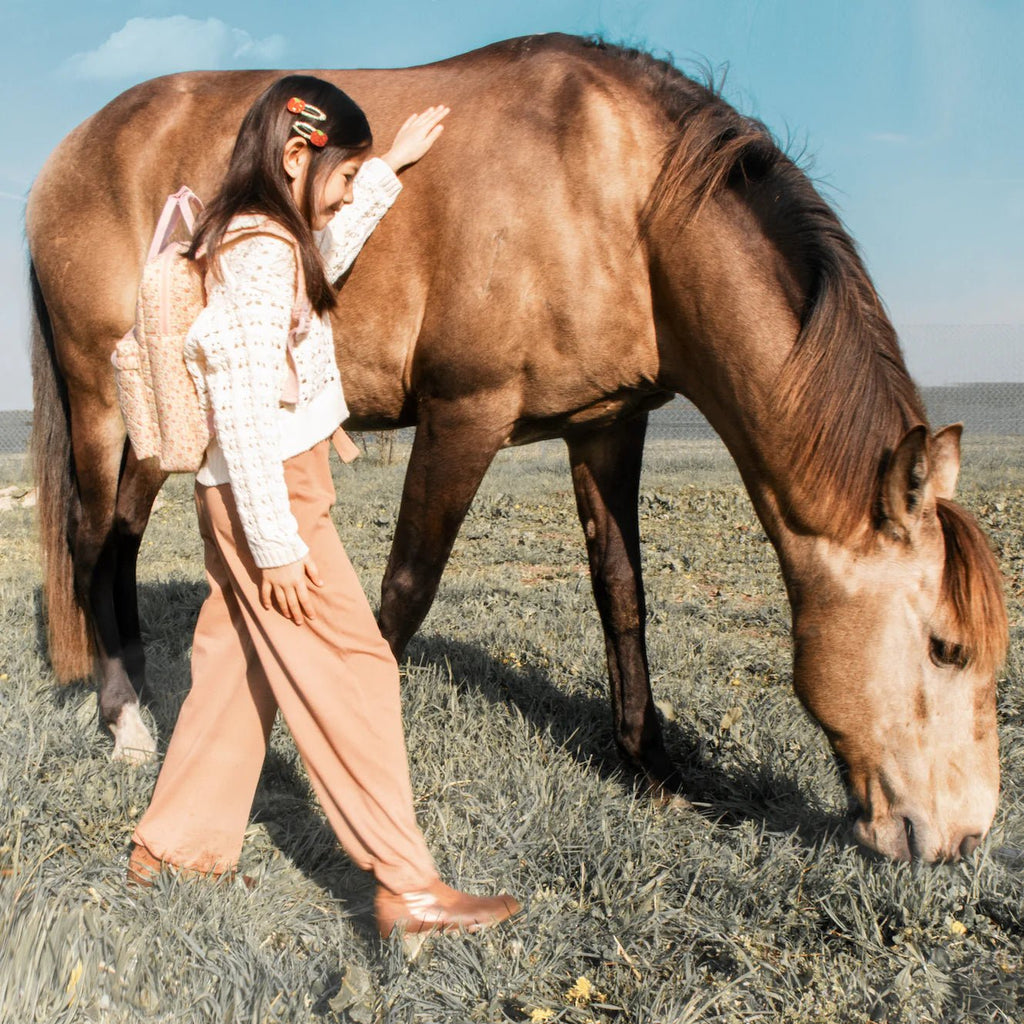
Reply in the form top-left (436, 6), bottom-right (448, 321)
top-left (184, 157), bottom-right (402, 568)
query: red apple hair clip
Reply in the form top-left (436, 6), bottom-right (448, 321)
top-left (286, 97), bottom-right (328, 148)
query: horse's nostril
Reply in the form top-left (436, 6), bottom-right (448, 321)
top-left (959, 834), bottom-right (982, 859)
top-left (903, 817), bottom-right (919, 860)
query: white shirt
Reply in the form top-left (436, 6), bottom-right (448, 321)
top-left (184, 157), bottom-right (402, 567)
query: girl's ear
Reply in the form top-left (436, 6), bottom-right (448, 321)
top-left (282, 137), bottom-right (309, 182)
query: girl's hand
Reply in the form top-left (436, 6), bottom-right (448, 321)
top-left (259, 555), bottom-right (324, 626)
top-left (382, 106), bottom-right (450, 173)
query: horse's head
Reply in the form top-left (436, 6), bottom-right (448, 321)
top-left (788, 425), bottom-right (1007, 863)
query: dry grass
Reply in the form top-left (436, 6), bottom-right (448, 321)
top-left (1, 436), bottom-right (1022, 1023)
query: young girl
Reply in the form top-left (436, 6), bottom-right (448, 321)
top-left (127, 75), bottom-right (520, 937)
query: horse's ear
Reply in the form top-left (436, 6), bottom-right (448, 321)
top-left (880, 425), bottom-right (930, 535)
top-left (929, 423), bottom-right (962, 500)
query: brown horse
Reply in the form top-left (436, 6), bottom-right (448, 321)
top-left (27, 35), bottom-right (1007, 862)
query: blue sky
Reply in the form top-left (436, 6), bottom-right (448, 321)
top-left (1, 0), bottom-right (1022, 408)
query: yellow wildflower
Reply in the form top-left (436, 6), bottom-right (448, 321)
top-left (566, 975), bottom-right (606, 1006)
top-left (66, 960), bottom-right (83, 1001)
top-left (529, 1009), bottom-right (556, 1023)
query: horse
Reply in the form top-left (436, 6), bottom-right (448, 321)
top-left (26, 34), bottom-right (1008, 863)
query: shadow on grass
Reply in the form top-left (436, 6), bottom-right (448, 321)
top-left (403, 631), bottom-right (847, 852)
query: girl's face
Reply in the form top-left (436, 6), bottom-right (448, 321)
top-left (284, 139), bottom-right (367, 231)
top-left (308, 156), bottom-right (367, 230)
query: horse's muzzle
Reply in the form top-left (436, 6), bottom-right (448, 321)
top-left (852, 812), bottom-right (987, 863)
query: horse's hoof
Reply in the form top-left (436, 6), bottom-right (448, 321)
top-left (637, 766), bottom-right (691, 810)
top-left (110, 703), bottom-right (157, 764)
top-left (649, 784), bottom-right (692, 812)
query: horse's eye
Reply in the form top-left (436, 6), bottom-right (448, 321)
top-left (930, 635), bottom-right (968, 670)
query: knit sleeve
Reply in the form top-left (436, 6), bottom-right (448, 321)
top-left (195, 232), bottom-right (309, 568)
top-left (316, 157), bottom-right (403, 281)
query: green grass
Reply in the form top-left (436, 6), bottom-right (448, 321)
top-left (1, 437), bottom-right (1022, 1023)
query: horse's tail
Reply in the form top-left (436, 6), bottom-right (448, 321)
top-left (29, 260), bottom-right (94, 681)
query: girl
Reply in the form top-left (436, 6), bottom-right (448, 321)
top-left (127, 75), bottom-right (520, 938)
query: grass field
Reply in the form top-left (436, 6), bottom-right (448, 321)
top-left (1, 437), bottom-right (1022, 1023)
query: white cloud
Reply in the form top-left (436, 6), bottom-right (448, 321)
top-left (62, 16), bottom-right (287, 81)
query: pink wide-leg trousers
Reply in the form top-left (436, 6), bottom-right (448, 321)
top-left (131, 440), bottom-right (437, 894)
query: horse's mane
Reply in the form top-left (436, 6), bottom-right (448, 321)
top-left (570, 37), bottom-right (928, 539)
top-left (532, 37), bottom-right (1006, 672)
top-left (571, 37), bottom-right (1010, 672)
top-left (936, 499), bottom-right (1008, 676)
top-left (501, 38), bottom-right (1008, 669)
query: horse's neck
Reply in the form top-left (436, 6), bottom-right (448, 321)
top-left (652, 193), bottom-right (817, 545)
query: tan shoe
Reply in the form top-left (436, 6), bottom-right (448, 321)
top-left (126, 843), bottom-right (255, 890)
top-left (375, 878), bottom-right (521, 937)
top-left (126, 843), bottom-right (164, 887)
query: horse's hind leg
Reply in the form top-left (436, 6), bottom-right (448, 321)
top-left (112, 444), bottom-right (167, 722)
top-left (68, 399), bottom-right (157, 762)
top-left (566, 413), bottom-right (681, 796)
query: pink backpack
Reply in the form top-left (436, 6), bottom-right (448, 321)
top-left (113, 188), bottom-right (308, 472)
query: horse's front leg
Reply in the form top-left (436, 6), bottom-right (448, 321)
top-left (565, 413), bottom-right (681, 796)
top-left (378, 397), bottom-right (507, 657)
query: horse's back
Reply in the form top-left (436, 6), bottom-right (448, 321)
top-left (27, 36), bottom-right (669, 412)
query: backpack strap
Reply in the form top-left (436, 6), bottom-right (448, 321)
top-left (147, 187), bottom-right (203, 263)
top-left (218, 219), bottom-right (308, 310)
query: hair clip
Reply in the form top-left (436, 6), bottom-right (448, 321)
top-left (286, 97), bottom-right (326, 121)
top-left (292, 122), bottom-right (329, 147)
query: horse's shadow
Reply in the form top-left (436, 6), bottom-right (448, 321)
top-left (45, 578), bottom-right (846, 915)
top-left (402, 632), bottom-right (845, 848)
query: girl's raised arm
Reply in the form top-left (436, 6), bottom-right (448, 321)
top-left (317, 106), bottom-right (450, 281)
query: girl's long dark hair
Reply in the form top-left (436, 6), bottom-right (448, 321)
top-left (188, 75), bottom-right (372, 315)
